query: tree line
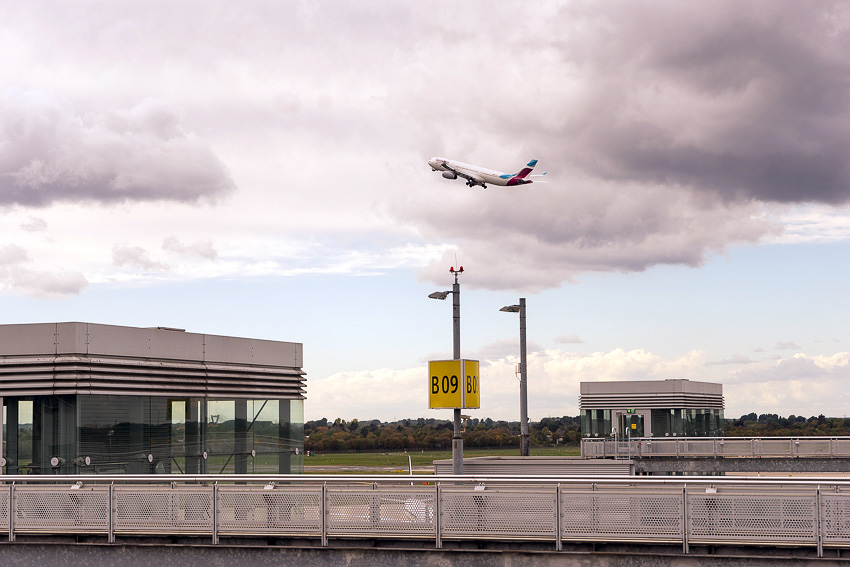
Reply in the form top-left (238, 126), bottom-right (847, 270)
top-left (726, 413), bottom-right (850, 437)
top-left (304, 416), bottom-right (580, 453)
top-left (304, 413), bottom-right (850, 453)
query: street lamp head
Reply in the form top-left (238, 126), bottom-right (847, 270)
top-left (429, 291), bottom-right (451, 300)
top-left (500, 305), bottom-right (521, 313)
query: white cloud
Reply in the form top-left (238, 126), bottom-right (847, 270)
top-left (112, 245), bottom-right (169, 272)
top-left (0, 91), bottom-right (235, 206)
top-left (726, 353), bottom-right (850, 417)
top-left (306, 347), bottom-right (709, 422)
top-left (706, 354), bottom-right (757, 366)
top-left (0, 244), bottom-right (87, 297)
top-left (20, 216), bottom-right (47, 232)
top-left (771, 204), bottom-right (850, 243)
top-left (162, 236), bottom-right (217, 260)
top-left (306, 349), bottom-right (850, 422)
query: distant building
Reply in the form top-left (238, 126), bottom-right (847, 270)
top-left (579, 379), bottom-right (724, 439)
top-left (0, 322), bottom-right (305, 475)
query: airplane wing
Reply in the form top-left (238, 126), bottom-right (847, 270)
top-left (440, 162), bottom-right (486, 186)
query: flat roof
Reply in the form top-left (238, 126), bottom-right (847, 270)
top-left (0, 322), bottom-right (305, 399)
top-left (579, 379), bottom-right (723, 410)
top-left (580, 379), bottom-right (722, 396)
top-left (0, 322), bottom-right (301, 368)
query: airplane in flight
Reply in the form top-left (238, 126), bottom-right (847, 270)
top-left (428, 157), bottom-right (545, 189)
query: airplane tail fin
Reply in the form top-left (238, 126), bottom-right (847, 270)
top-left (513, 159), bottom-right (538, 179)
top-left (504, 159), bottom-right (538, 186)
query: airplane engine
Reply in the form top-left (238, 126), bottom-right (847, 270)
top-left (442, 171), bottom-right (457, 179)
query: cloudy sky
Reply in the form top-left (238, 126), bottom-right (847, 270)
top-left (1, 1), bottom-right (849, 422)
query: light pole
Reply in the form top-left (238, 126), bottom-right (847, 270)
top-left (500, 298), bottom-right (529, 456)
top-left (429, 266), bottom-right (464, 474)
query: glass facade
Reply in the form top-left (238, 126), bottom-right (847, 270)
top-left (2, 395), bottom-right (304, 475)
top-left (580, 409), bottom-right (612, 438)
top-left (649, 408), bottom-right (724, 437)
top-left (581, 408), bottom-right (724, 438)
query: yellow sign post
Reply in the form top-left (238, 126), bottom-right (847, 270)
top-left (428, 359), bottom-right (480, 409)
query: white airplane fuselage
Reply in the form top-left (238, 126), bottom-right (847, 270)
top-left (428, 157), bottom-right (539, 188)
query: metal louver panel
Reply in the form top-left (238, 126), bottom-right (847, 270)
top-left (0, 354), bottom-right (305, 399)
top-left (579, 394), bottom-right (724, 409)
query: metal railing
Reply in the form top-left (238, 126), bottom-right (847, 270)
top-left (581, 436), bottom-right (850, 459)
top-left (1, 474), bottom-right (850, 557)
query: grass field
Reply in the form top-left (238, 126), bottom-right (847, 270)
top-left (304, 446), bottom-right (581, 473)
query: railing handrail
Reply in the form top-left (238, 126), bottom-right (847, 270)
top-left (581, 435), bottom-right (850, 443)
top-left (2, 473), bottom-right (850, 488)
top-left (1, 473), bottom-right (846, 558)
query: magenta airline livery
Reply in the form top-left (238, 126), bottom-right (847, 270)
top-left (428, 157), bottom-right (546, 189)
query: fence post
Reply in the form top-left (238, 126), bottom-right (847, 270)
top-left (816, 485), bottom-right (823, 558)
top-left (435, 483), bottom-right (442, 549)
top-left (7, 482), bottom-right (14, 542)
top-left (555, 483), bottom-right (562, 551)
top-left (212, 482), bottom-right (219, 545)
top-left (369, 482), bottom-right (379, 529)
top-left (682, 485), bottom-right (689, 554)
top-left (321, 483), bottom-right (328, 547)
top-left (108, 483), bottom-right (115, 543)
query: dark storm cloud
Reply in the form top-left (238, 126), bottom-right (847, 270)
top-left (411, 180), bottom-right (773, 291)
top-left (0, 91), bottom-right (236, 206)
top-left (401, 1), bottom-right (850, 291)
top-left (548, 1), bottom-right (850, 204)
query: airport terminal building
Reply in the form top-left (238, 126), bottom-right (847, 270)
top-left (580, 379), bottom-right (724, 439)
top-left (0, 323), bottom-right (306, 475)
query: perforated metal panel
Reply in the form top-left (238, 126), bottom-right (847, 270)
top-left (717, 438), bottom-right (756, 457)
top-left (13, 486), bottom-right (108, 533)
top-left (3, 476), bottom-right (850, 558)
top-left (114, 487), bottom-right (212, 534)
top-left (688, 487), bottom-right (816, 545)
top-left (584, 436), bottom-right (850, 459)
top-left (327, 487), bottom-right (435, 536)
top-left (441, 487), bottom-right (555, 540)
top-left (0, 488), bottom-right (9, 532)
top-left (561, 487), bottom-right (682, 542)
top-left (833, 439), bottom-right (850, 456)
top-left (820, 491), bottom-right (850, 545)
top-left (217, 486), bottom-right (321, 535)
